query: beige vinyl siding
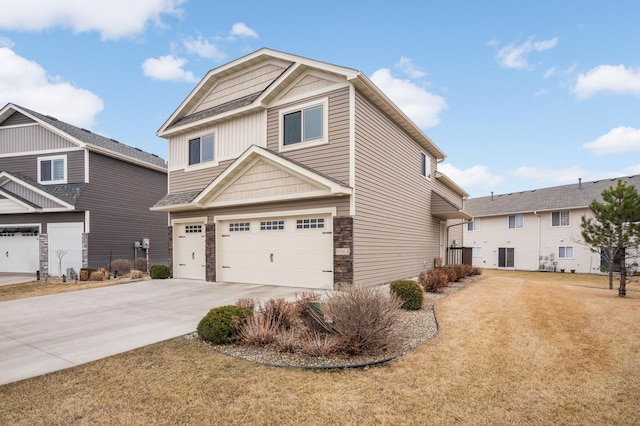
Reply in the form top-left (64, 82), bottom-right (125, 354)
top-left (281, 74), bottom-right (338, 100)
top-left (354, 90), bottom-right (441, 285)
top-left (0, 150), bottom-right (84, 182)
top-left (266, 88), bottom-right (350, 184)
top-left (0, 124), bottom-right (77, 155)
top-left (169, 159), bottom-right (232, 193)
top-left (193, 63), bottom-right (288, 114)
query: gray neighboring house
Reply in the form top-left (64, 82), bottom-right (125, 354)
top-left (0, 103), bottom-right (168, 276)
top-left (463, 175), bottom-right (640, 273)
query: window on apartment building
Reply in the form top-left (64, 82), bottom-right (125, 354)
top-left (508, 214), bottom-right (524, 229)
top-left (421, 152), bottom-right (431, 178)
top-left (282, 101), bottom-right (326, 148)
top-left (188, 134), bottom-right (214, 165)
top-left (38, 155), bottom-right (66, 184)
top-left (467, 218), bottom-right (480, 231)
top-left (552, 210), bottom-right (570, 227)
top-left (472, 247), bottom-right (482, 257)
top-left (558, 246), bottom-right (574, 258)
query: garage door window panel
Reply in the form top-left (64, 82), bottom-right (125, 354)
top-left (229, 222), bottom-right (250, 232)
top-left (260, 220), bottom-right (284, 231)
top-left (296, 218), bottom-right (325, 229)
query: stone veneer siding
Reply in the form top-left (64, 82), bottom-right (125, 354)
top-left (39, 233), bottom-right (48, 276)
top-left (167, 226), bottom-right (173, 277)
top-left (205, 223), bottom-right (216, 282)
top-left (333, 216), bottom-right (353, 289)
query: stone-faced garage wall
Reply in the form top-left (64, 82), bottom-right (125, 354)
top-left (167, 226), bottom-right (173, 277)
top-left (333, 216), bottom-right (353, 289)
top-left (205, 223), bottom-right (216, 282)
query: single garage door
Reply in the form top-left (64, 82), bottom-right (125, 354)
top-left (0, 230), bottom-right (39, 273)
top-left (173, 223), bottom-right (206, 280)
top-left (48, 223), bottom-right (83, 276)
top-left (217, 214), bottom-right (333, 289)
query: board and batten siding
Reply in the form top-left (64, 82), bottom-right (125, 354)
top-left (266, 87), bottom-right (351, 185)
top-left (0, 150), bottom-right (85, 183)
top-left (76, 152), bottom-right (168, 267)
top-left (0, 124), bottom-right (77, 155)
top-left (353, 90), bottom-right (441, 285)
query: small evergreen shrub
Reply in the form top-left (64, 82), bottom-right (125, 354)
top-left (149, 264), bottom-right (170, 279)
top-left (197, 305), bottom-right (253, 344)
top-left (110, 258), bottom-right (133, 274)
top-left (389, 279), bottom-right (423, 310)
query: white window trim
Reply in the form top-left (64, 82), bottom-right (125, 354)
top-left (551, 210), bottom-right (571, 227)
top-left (472, 247), bottom-right (483, 257)
top-left (558, 245), bottom-right (574, 259)
top-left (186, 131), bottom-right (217, 171)
top-left (421, 152), bottom-right (431, 180)
top-left (278, 98), bottom-right (329, 153)
top-left (508, 214), bottom-right (524, 230)
top-left (37, 154), bottom-right (67, 184)
top-left (468, 218), bottom-right (480, 231)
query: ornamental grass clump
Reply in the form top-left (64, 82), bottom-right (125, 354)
top-left (390, 279), bottom-right (424, 310)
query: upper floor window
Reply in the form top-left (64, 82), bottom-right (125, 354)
top-left (280, 99), bottom-right (327, 151)
top-left (467, 218), bottom-right (480, 231)
top-left (508, 214), bottom-right (524, 229)
top-left (38, 155), bottom-right (66, 184)
top-left (421, 153), bottom-right (431, 179)
top-left (552, 210), bottom-right (570, 227)
top-left (189, 134), bottom-right (214, 166)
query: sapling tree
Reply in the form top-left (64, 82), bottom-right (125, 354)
top-left (580, 180), bottom-right (640, 297)
top-left (55, 248), bottom-right (68, 278)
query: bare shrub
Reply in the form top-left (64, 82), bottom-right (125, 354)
top-left (419, 268), bottom-right (448, 293)
top-left (263, 298), bottom-right (297, 331)
top-left (110, 259), bottom-right (133, 274)
top-left (89, 271), bottom-right (105, 281)
top-left (472, 267), bottom-right (483, 276)
top-left (135, 257), bottom-right (148, 272)
top-left (314, 286), bottom-right (403, 355)
top-left (291, 292), bottom-right (321, 329)
top-left (274, 329), bottom-right (302, 353)
top-left (235, 298), bottom-right (256, 312)
top-left (130, 270), bottom-right (143, 279)
top-left (442, 266), bottom-right (458, 283)
top-left (239, 310), bottom-right (280, 346)
top-left (298, 331), bottom-right (342, 357)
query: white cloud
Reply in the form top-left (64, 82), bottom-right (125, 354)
top-left (394, 57), bottom-right (427, 79)
top-left (573, 64), bottom-right (640, 99)
top-left (370, 68), bottom-right (447, 128)
top-left (0, 0), bottom-right (184, 40)
top-left (438, 163), bottom-right (503, 190)
top-left (582, 126), bottom-right (640, 155)
top-left (183, 36), bottom-right (226, 60)
top-left (0, 47), bottom-right (103, 128)
top-left (230, 22), bottom-right (258, 38)
top-left (543, 67), bottom-right (556, 79)
top-left (0, 37), bottom-right (14, 48)
top-left (495, 36), bottom-right (558, 70)
top-left (141, 54), bottom-right (198, 83)
top-left (507, 166), bottom-right (586, 185)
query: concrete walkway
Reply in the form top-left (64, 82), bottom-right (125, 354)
top-left (0, 279), bottom-right (321, 386)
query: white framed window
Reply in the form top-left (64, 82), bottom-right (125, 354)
top-left (188, 133), bottom-right (215, 166)
top-left (296, 218), bottom-right (325, 229)
top-left (467, 218), bottom-right (480, 231)
top-left (558, 246), bottom-right (574, 258)
top-left (280, 99), bottom-right (328, 151)
top-left (472, 247), bottom-right (482, 257)
top-left (508, 214), bottom-right (524, 229)
top-left (260, 220), bottom-right (284, 231)
top-left (420, 152), bottom-right (431, 179)
top-left (38, 155), bottom-right (67, 184)
top-left (229, 222), bottom-right (250, 232)
top-left (552, 210), bottom-right (570, 227)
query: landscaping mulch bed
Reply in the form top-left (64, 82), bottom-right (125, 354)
top-left (185, 277), bottom-right (476, 369)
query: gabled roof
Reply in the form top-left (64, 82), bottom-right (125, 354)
top-left (465, 175), bottom-right (640, 217)
top-left (0, 171), bottom-right (83, 212)
top-left (0, 103), bottom-right (167, 172)
top-left (151, 145), bottom-right (352, 212)
top-left (157, 47), bottom-right (446, 161)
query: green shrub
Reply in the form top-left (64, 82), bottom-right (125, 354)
top-left (197, 305), bottom-right (253, 344)
top-left (389, 280), bottom-right (423, 310)
top-left (81, 267), bottom-right (97, 274)
top-left (149, 264), bottom-right (170, 279)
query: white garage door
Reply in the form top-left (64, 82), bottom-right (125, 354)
top-left (48, 223), bottom-right (83, 276)
top-left (217, 214), bottom-right (333, 289)
top-left (0, 230), bottom-right (39, 273)
top-left (173, 223), bottom-right (206, 280)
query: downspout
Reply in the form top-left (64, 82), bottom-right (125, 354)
top-left (533, 211), bottom-right (540, 270)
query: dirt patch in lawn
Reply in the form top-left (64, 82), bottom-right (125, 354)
top-left (1, 272), bottom-right (638, 425)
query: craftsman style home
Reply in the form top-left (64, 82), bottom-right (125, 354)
top-left (152, 48), bottom-right (470, 289)
top-left (463, 175), bottom-right (640, 273)
top-left (0, 103), bottom-right (168, 276)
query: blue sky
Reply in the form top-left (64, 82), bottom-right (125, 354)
top-left (1, 1), bottom-right (639, 198)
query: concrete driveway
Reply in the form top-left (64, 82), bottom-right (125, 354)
top-left (0, 279), bottom-right (322, 386)
top-left (0, 273), bottom-right (35, 287)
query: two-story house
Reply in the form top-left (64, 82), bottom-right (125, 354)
top-left (463, 175), bottom-right (640, 273)
top-left (152, 48), bottom-right (470, 289)
top-left (0, 103), bottom-right (168, 276)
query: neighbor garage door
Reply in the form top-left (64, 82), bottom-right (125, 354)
top-left (173, 222), bottom-right (206, 280)
top-left (217, 214), bottom-right (333, 289)
top-left (0, 230), bottom-right (39, 273)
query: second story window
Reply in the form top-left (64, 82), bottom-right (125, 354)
top-left (508, 214), bottom-right (524, 229)
top-left (468, 218), bottom-right (480, 231)
top-left (38, 155), bottom-right (66, 184)
top-left (189, 134), bottom-right (214, 166)
top-left (421, 153), bottom-right (431, 179)
top-left (280, 99), bottom-right (327, 151)
top-left (552, 210), bottom-right (570, 227)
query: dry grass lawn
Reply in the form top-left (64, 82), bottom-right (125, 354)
top-left (0, 277), bottom-right (145, 302)
top-left (1, 271), bottom-right (638, 425)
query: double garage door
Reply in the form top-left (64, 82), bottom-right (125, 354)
top-left (174, 214), bottom-right (333, 289)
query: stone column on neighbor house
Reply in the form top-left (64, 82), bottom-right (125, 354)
top-left (39, 233), bottom-right (48, 276)
top-left (167, 226), bottom-right (173, 277)
top-left (333, 216), bottom-right (353, 290)
top-left (205, 223), bottom-right (216, 282)
top-left (81, 233), bottom-right (88, 268)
